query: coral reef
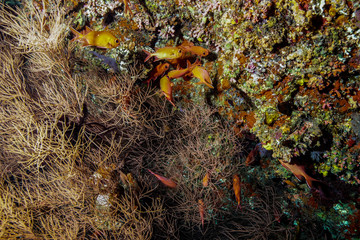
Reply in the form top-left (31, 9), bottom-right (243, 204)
top-left (0, 0), bottom-right (359, 239)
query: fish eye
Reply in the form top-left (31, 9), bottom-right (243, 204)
top-left (178, 49), bottom-right (182, 53)
top-left (115, 39), bottom-right (119, 43)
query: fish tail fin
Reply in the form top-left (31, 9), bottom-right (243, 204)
top-left (85, 26), bottom-right (93, 33)
top-left (165, 93), bottom-right (176, 106)
top-left (205, 82), bottom-right (214, 88)
top-left (169, 98), bottom-right (176, 107)
top-left (194, 58), bottom-right (201, 66)
top-left (143, 49), bottom-right (153, 62)
top-left (305, 175), bottom-right (322, 189)
top-left (186, 60), bottom-right (194, 72)
top-left (70, 27), bottom-right (83, 41)
top-left (163, 92), bottom-right (175, 106)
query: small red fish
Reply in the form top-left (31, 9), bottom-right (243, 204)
top-left (279, 160), bottom-right (320, 189)
top-left (198, 199), bottom-right (205, 228)
top-left (233, 174), bottom-right (241, 210)
top-left (148, 169), bottom-right (177, 188)
top-left (144, 62), bottom-right (170, 85)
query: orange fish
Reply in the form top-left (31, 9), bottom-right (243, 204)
top-left (144, 62), bottom-right (170, 85)
top-left (167, 61), bottom-right (194, 80)
top-left (279, 160), bottom-right (320, 189)
top-left (187, 46), bottom-right (209, 57)
top-left (167, 68), bottom-right (190, 80)
top-left (70, 26), bottom-right (120, 49)
top-left (178, 40), bottom-right (209, 57)
top-left (143, 47), bottom-right (183, 62)
top-left (233, 174), bottom-right (241, 210)
top-left (190, 66), bottom-right (213, 88)
top-left (198, 199), bottom-right (205, 228)
top-left (159, 75), bottom-right (175, 106)
top-left (148, 169), bottom-right (177, 188)
top-left (202, 172), bottom-right (209, 187)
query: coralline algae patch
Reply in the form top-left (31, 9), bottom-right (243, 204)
top-left (204, 0), bottom-right (359, 173)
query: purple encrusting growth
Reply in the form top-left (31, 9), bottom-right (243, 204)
top-left (90, 51), bottom-right (120, 73)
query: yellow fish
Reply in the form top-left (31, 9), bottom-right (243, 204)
top-left (70, 26), bottom-right (120, 49)
top-left (190, 66), bottom-right (213, 88)
top-left (160, 76), bottom-right (175, 106)
top-left (143, 47), bottom-right (183, 62)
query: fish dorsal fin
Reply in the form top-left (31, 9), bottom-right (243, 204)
top-left (181, 40), bottom-right (194, 47)
top-left (85, 26), bottom-right (93, 33)
top-left (194, 58), bottom-right (202, 66)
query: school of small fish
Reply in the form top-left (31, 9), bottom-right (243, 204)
top-left (143, 40), bottom-right (213, 106)
top-left (71, 25), bottom-right (212, 106)
top-left (69, 10), bottom-right (324, 225)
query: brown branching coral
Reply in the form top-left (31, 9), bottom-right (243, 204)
top-left (1, 1), bottom-right (86, 123)
top-left (0, 1), bottom-right (168, 239)
top-left (219, 187), bottom-right (293, 240)
top-left (151, 103), bottom-right (243, 230)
